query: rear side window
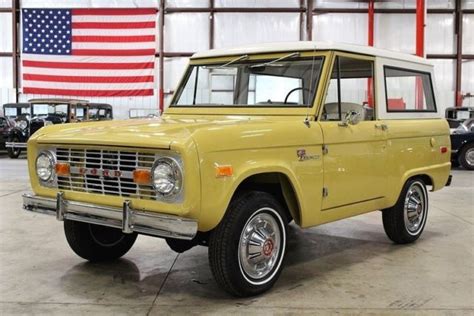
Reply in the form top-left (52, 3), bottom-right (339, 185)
top-left (384, 66), bottom-right (436, 112)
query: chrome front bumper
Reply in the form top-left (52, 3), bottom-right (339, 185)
top-left (22, 192), bottom-right (198, 240)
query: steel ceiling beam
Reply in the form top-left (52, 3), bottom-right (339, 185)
top-left (455, 0), bottom-right (463, 107)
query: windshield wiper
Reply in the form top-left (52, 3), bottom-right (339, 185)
top-left (250, 52), bottom-right (300, 68)
top-left (218, 54), bottom-right (249, 69)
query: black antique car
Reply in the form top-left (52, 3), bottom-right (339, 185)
top-left (4, 99), bottom-right (113, 158)
top-left (0, 115), bottom-right (16, 151)
top-left (445, 106), bottom-right (474, 130)
top-left (451, 118), bottom-right (474, 170)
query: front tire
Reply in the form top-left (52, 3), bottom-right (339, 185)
top-left (7, 136), bottom-right (21, 159)
top-left (209, 191), bottom-right (288, 297)
top-left (64, 220), bottom-right (137, 262)
top-left (459, 143), bottom-right (474, 170)
top-left (382, 179), bottom-right (429, 244)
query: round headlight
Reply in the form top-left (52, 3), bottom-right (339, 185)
top-left (16, 120), bottom-right (28, 130)
top-left (36, 151), bottom-right (55, 181)
top-left (152, 157), bottom-right (182, 196)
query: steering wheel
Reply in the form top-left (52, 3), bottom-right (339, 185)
top-left (284, 87), bottom-right (312, 104)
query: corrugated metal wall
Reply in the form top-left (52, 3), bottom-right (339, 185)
top-left (1, 0), bottom-right (473, 118)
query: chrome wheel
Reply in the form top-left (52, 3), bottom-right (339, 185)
top-left (238, 208), bottom-right (285, 285)
top-left (403, 181), bottom-right (427, 236)
top-left (465, 148), bottom-right (474, 167)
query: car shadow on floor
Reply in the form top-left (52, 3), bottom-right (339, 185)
top-left (59, 258), bottom-right (169, 301)
top-left (56, 222), bottom-right (443, 302)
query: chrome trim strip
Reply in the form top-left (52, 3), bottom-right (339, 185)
top-left (5, 142), bottom-right (27, 148)
top-left (23, 193), bottom-right (197, 240)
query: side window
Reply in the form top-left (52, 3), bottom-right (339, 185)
top-left (384, 66), bottom-right (436, 112)
top-left (0, 118), bottom-right (5, 127)
top-left (322, 56), bottom-right (375, 121)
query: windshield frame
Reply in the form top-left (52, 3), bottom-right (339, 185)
top-left (167, 51), bottom-right (331, 116)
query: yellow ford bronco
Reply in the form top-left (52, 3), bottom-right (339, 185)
top-left (23, 42), bottom-right (452, 297)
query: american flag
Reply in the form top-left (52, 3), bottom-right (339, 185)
top-left (22, 8), bottom-right (156, 97)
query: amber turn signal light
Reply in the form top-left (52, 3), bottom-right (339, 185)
top-left (133, 169), bottom-right (151, 185)
top-left (216, 165), bottom-right (233, 177)
top-left (55, 163), bottom-right (70, 176)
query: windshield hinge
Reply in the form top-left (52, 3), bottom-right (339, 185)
top-left (322, 144), bottom-right (329, 155)
top-left (322, 187), bottom-right (329, 198)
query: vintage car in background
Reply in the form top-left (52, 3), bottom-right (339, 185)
top-left (0, 115), bottom-right (16, 151)
top-left (450, 118), bottom-right (474, 170)
top-left (22, 42), bottom-right (451, 297)
top-left (4, 99), bottom-right (113, 158)
top-left (445, 106), bottom-right (474, 131)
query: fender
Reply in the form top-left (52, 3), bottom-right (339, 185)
top-left (197, 149), bottom-right (323, 231)
top-left (388, 162), bottom-right (451, 207)
top-left (6, 127), bottom-right (28, 142)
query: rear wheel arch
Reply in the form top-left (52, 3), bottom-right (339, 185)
top-left (400, 172), bottom-right (433, 192)
top-left (412, 174), bottom-right (433, 188)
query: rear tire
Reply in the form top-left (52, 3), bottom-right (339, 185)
top-left (209, 191), bottom-right (288, 297)
top-left (7, 136), bottom-right (21, 159)
top-left (64, 220), bottom-right (137, 262)
top-left (382, 179), bottom-right (428, 244)
top-left (458, 143), bottom-right (474, 170)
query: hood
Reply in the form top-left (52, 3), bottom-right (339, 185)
top-left (34, 116), bottom-right (253, 149)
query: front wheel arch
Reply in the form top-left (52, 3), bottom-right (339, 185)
top-left (229, 172), bottom-right (301, 226)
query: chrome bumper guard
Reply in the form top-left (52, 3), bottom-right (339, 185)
top-left (22, 192), bottom-right (198, 240)
top-left (6, 142), bottom-right (27, 149)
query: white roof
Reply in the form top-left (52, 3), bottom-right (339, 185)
top-left (191, 41), bottom-right (431, 65)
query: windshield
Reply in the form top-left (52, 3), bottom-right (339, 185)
top-left (31, 104), bottom-right (68, 116)
top-left (4, 107), bottom-right (29, 118)
top-left (172, 56), bottom-right (324, 107)
top-left (446, 108), bottom-right (473, 120)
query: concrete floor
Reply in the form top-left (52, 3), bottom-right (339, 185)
top-left (0, 153), bottom-right (472, 315)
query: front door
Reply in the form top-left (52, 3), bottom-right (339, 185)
top-left (318, 54), bottom-right (387, 213)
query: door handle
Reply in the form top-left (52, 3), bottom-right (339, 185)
top-left (375, 123), bottom-right (388, 131)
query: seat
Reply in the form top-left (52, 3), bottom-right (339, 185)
top-left (323, 102), bottom-right (365, 120)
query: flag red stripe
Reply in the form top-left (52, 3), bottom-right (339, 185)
top-left (72, 21), bottom-right (156, 29)
top-left (23, 60), bottom-right (155, 69)
top-left (72, 49), bottom-right (155, 56)
top-left (24, 74), bottom-right (154, 83)
top-left (72, 35), bottom-right (155, 42)
top-left (72, 8), bottom-right (157, 16)
top-left (24, 87), bottom-right (154, 97)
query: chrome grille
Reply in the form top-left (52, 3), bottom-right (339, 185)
top-left (56, 147), bottom-right (157, 200)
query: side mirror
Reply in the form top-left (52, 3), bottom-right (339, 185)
top-left (339, 110), bottom-right (361, 127)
